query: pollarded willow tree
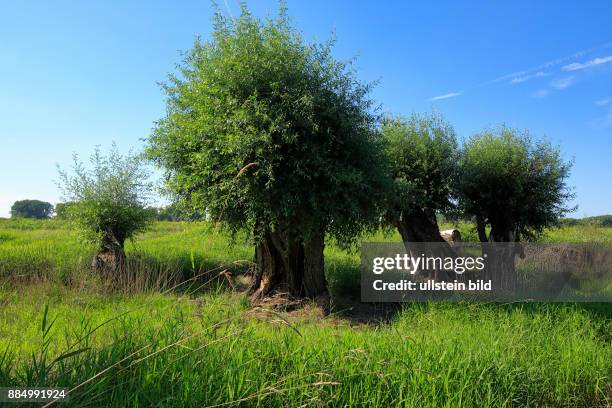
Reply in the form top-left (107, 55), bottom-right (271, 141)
top-left (382, 112), bottom-right (460, 244)
top-left (458, 127), bottom-right (574, 288)
top-left (57, 145), bottom-right (154, 277)
top-left (381, 112), bottom-right (460, 280)
top-left (146, 5), bottom-right (386, 300)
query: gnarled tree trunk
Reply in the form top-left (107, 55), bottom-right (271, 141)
top-left (395, 208), bottom-right (448, 244)
top-left (91, 230), bottom-right (126, 284)
top-left (395, 208), bottom-right (456, 281)
top-left (249, 228), bottom-right (327, 301)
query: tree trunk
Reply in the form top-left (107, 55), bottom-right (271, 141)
top-left (483, 227), bottom-right (518, 291)
top-left (91, 230), bottom-right (126, 283)
top-left (396, 208), bottom-right (447, 244)
top-left (476, 213), bottom-right (488, 243)
top-left (249, 228), bottom-right (327, 301)
top-left (302, 231), bottom-right (326, 296)
top-left (395, 209), bottom-right (456, 281)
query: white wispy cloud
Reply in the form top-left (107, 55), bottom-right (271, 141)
top-left (429, 92), bottom-right (461, 101)
top-left (427, 41), bottom-right (611, 101)
top-left (510, 71), bottom-right (550, 84)
top-left (482, 45), bottom-right (595, 87)
top-left (595, 98), bottom-right (612, 106)
top-left (550, 76), bottom-right (576, 90)
top-left (562, 55), bottom-right (612, 71)
top-left (532, 89), bottom-right (550, 98)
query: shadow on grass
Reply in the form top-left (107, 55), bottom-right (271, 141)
top-left (325, 262), bottom-right (612, 326)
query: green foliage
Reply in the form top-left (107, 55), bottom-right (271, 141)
top-left (53, 202), bottom-right (76, 220)
top-left (150, 206), bottom-right (179, 222)
top-left (146, 4), bottom-right (386, 245)
top-left (10, 200), bottom-right (53, 219)
top-left (561, 215), bottom-right (612, 228)
top-left (151, 202), bottom-right (206, 222)
top-left (382, 112), bottom-right (459, 218)
top-left (459, 127), bottom-right (574, 240)
top-left (57, 145), bottom-right (154, 247)
top-left (589, 215), bottom-right (612, 227)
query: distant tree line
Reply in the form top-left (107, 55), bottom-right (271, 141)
top-left (56, 202), bottom-right (201, 222)
top-left (148, 202), bottom-right (206, 222)
top-left (10, 200), bottom-right (54, 219)
top-left (560, 215), bottom-right (612, 228)
top-left (11, 200), bottom-right (200, 222)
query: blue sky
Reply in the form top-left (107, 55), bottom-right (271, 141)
top-left (1, 0), bottom-right (611, 217)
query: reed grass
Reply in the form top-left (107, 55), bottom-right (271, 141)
top-left (0, 219), bottom-right (610, 406)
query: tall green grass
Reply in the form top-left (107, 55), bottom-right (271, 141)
top-left (1, 218), bottom-right (610, 287)
top-left (1, 286), bottom-right (610, 407)
top-left (0, 219), bottom-right (610, 406)
top-left (0, 220), bottom-right (253, 288)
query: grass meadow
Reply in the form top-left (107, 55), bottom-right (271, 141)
top-left (0, 219), bottom-right (610, 407)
